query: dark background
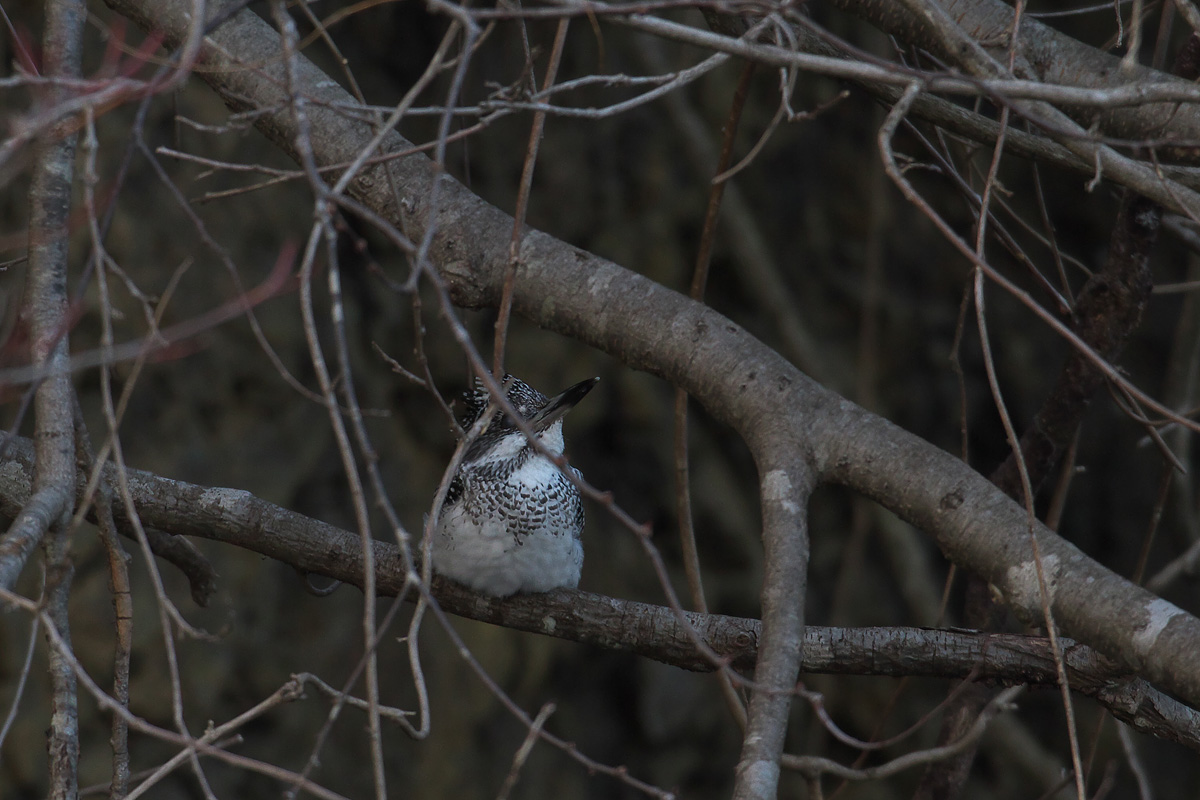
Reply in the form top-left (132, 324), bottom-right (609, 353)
top-left (2, 1), bottom-right (1198, 798)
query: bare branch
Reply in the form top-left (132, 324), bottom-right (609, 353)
top-left (11, 2), bottom-right (90, 798)
top-left (2, 434), bottom-right (1197, 751)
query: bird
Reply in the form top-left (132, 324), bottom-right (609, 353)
top-left (432, 374), bottom-right (598, 597)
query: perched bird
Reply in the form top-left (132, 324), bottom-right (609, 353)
top-left (432, 374), bottom-right (598, 596)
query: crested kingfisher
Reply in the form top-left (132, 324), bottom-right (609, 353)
top-left (432, 374), bottom-right (598, 596)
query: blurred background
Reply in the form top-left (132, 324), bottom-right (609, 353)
top-left (2, 1), bottom-right (1199, 797)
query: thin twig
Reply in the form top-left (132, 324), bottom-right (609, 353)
top-left (674, 56), bottom-right (755, 732)
top-left (494, 18), bottom-right (570, 374)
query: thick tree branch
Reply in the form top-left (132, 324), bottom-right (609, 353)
top-left (734, 460), bottom-right (812, 800)
top-left (774, 20), bottom-right (1200, 193)
top-left (1, 433), bottom-right (1197, 751)
top-left (833, 0), bottom-right (1200, 154)
top-left (13, 2), bottom-right (88, 798)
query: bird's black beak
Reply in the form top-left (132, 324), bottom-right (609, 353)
top-left (531, 377), bottom-right (598, 432)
